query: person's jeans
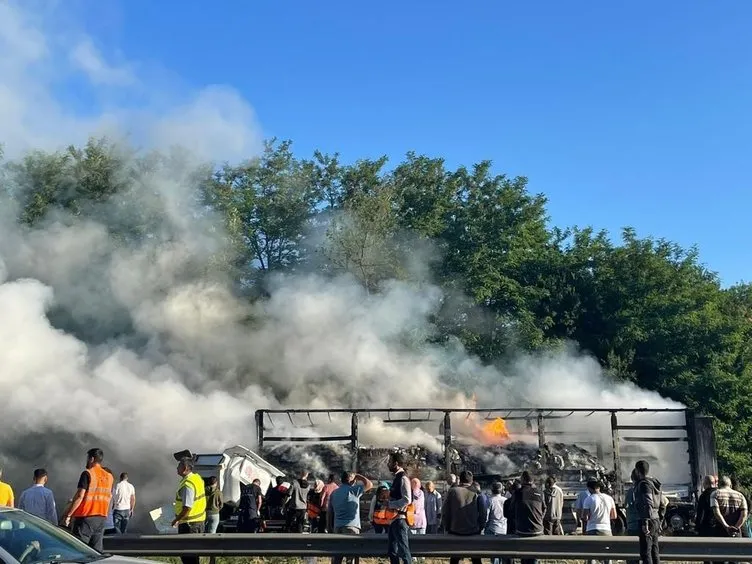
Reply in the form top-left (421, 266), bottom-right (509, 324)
top-left (332, 526), bottom-right (360, 564)
top-left (388, 518), bottom-right (412, 564)
top-left (178, 521), bottom-right (204, 564)
top-left (112, 509), bottom-right (130, 534)
top-left (543, 518), bottom-right (563, 535)
top-left (287, 509), bottom-right (307, 533)
top-left (238, 516), bottom-right (260, 533)
top-left (586, 529), bottom-right (612, 564)
top-left (425, 524), bottom-right (439, 534)
top-left (71, 516), bottom-right (106, 551)
top-left (713, 526), bottom-right (738, 564)
top-left (205, 513), bottom-right (220, 534)
top-left (517, 532), bottom-right (541, 564)
top-left (638, 520), bottom-right (660, 564)
top-left (626, 527), bottom-right (640, 564)
top-left (487, 533), bottom-right (511, 564)
top-left (449, 559), bottom-right (482, 564)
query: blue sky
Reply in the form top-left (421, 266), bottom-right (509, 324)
top-left (33, 1), bottom-right (752, 285)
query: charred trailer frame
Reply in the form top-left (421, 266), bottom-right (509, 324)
top-left (254, 407), bottom-right (717, 534)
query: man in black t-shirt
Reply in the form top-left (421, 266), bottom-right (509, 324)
top-left (238, 480), bottom-right (263, 533)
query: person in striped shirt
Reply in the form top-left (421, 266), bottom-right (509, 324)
top-left (710, 476), bottom-right (748, 538)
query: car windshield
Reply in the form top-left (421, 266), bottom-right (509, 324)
top-left (0, 510), bottom-right (103, 564)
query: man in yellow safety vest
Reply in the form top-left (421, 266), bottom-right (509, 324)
top-left (170, 457), bottom-right (206, 564)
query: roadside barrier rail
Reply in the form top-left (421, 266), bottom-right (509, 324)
top-left (103, 533), bottom-right (752, 561)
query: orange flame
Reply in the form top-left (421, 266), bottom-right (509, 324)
top-left (464, 395), bottom-right (512, 444)
top-left (475, 417), bottom-right (511, 445)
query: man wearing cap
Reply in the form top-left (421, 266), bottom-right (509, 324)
top-left (171, 457), bottom-right (206, 564)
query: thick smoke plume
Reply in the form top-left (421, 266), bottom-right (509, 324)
top-left (0, 0), bottom-right (685, 530)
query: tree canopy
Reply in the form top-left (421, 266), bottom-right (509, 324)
top-left (3, 137), bottom-right (751, 484)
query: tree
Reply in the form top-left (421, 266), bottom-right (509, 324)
top-left (392, 152), bottom-right (453, 239)
top-left (204, 139), bottom-right (320, 283)
top-left (8, 138), bottom-right (133, 226)
top-left (322, 182), bottom-right (401, 293)
top-left (437, 162), bottom-right (553, 356)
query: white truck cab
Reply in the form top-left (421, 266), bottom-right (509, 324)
top-left (151, 445), bottom-right (286, 533)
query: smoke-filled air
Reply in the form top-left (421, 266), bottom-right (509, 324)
top-left (4, 0), bottom-right (748, 522)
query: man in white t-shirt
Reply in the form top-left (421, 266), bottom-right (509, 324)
top-left (582, 479), bottom-right (616, 564)
top-left (111, 472), bottom-right (136, 534)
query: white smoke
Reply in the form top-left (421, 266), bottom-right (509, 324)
top-left (0, 0), bottom-right (687, 528)
top-left (0, 0), bottom-right (261, 161)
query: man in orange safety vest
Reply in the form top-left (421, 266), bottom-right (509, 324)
top-left (61, 448), bottom-right (114, 552)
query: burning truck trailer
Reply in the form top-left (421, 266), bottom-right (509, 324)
top-left (255, 407), bottom-right (718, 535)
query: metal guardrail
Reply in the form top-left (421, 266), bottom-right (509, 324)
top-left (103, 533), bottom-right (752, 561)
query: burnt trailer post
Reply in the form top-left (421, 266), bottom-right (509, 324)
top-left (443, 411), bottom-right (452, 481)
top-left (351, 412), bottom-right (359, 471)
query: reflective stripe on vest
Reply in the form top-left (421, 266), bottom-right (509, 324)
top-left (174, 472), bottom-right (207, 523)
top-left (379, 505), bottom-right (416, 526)
top-left (307, 501), bottom-right (321, 519)
top-left (72, 465), bottom-right (114, 518)
top-left (372, 507), bottom-right (392, 526)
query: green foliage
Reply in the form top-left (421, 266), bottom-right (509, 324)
top-left (5, 135), bottom-right (752, 484)
top-left (8, 138), bottom-right (133, 224)
top-left (323, 182), bottom-right (402, 293)
top-left (203, 140), bottom-right (321, 283)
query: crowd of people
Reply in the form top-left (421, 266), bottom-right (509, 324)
top-left (221, 458), bottom-right (681, 564)
top-left (1, 448), bottom-right (750, 564)
top-left (0, 449), bottom-right (136, 550)
top-left (211, 458), bottom-right (751, 564)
